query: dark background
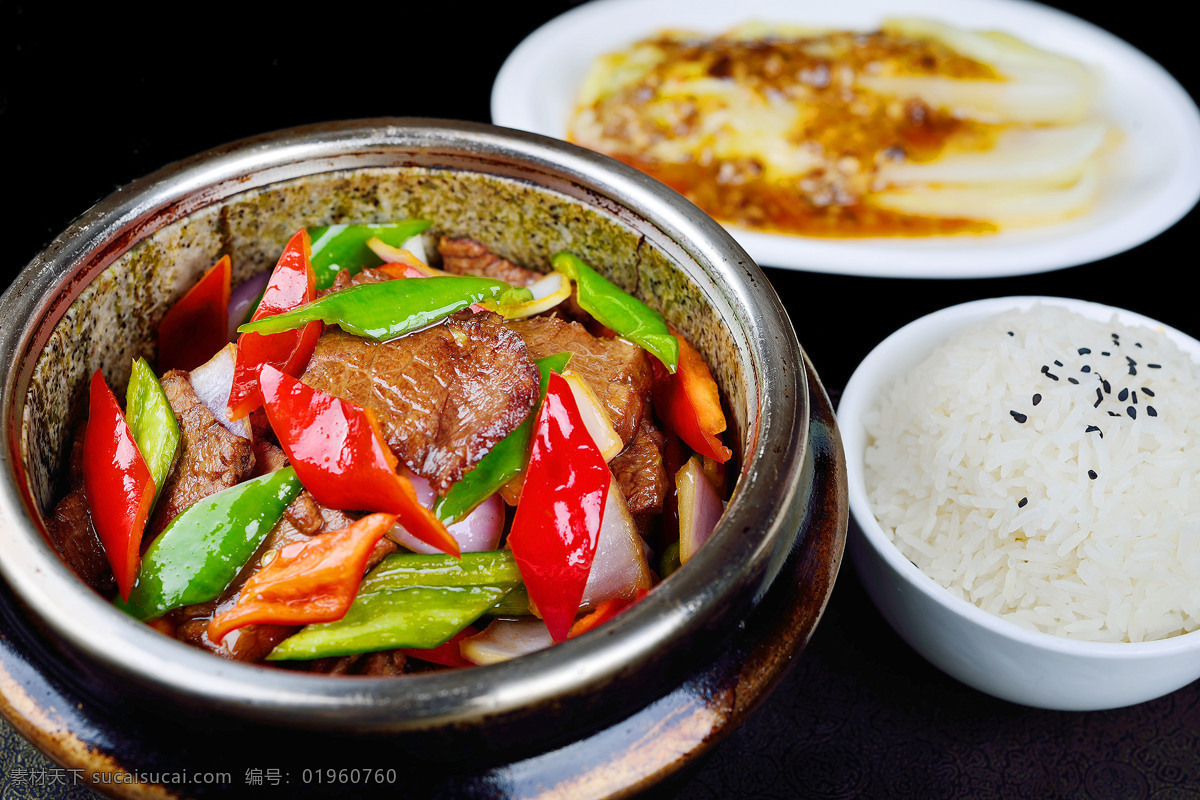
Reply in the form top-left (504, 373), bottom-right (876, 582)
top-left (3, 1), bottom-right (1198, 798)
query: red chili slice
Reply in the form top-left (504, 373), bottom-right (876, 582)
top-left (651, 330), bottom-right (732, 463)
top-left (508, 371), bottom-right (611, 642)
top-left (207, 512), bottom-right (397, 643)
top-left (227, 229), bottom-right (322, 420)
top-left (257, 364), bottom-right (460, 558)
top-left (81, 370), bottom-right (156, 601)
top-left (157, 255), bottom-right (231, 372)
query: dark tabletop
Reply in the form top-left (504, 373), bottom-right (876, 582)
top-left (3, 2), bottom-right (1198, 798)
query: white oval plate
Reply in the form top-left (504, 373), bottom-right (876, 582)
top-left (491, 0), bottom-right (1200, 278)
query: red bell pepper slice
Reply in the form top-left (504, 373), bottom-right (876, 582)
top-left (568, 589), bottom-right (648, 639)
top-left (257, 364), bottom-right (460, 558)
top-left (651, 330), bottom-right (732, 463)
top-left (207, 512), bottom-right (397, 643)
top-left (508, 372), bottom-right (611, 642)
top-left (227, 229), bottom-right (322, 420)
top-left (157, 255), bottom-right (231, 372)
top-left (81, 370), bottom-right (156, 601)
top-left (399, 625), bottom-right (478, 668)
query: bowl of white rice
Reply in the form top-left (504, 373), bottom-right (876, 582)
top-left (839, 296), bottom-right (1200, 711)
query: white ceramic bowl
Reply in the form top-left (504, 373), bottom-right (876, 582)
top-left (839, 295), bottom-right (1200, 711)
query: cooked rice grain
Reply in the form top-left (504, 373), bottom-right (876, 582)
top-left (864, 305), bottom-right (1200, 642)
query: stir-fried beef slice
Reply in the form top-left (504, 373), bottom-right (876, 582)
top-left (250, 438), bottom-right (288, 478)
top-left (318, 266), bottom-right (394, 298)
top-left (438, 237), bottom-right (541, 287)
top-left (172, 603), bottom-right (293, 665)
top-left (304, 652), bottom-right (408, 676)
top-left (301, 311), bottom-right (540, 494)
top-left (44, 486), bottom-right (115, 595)
top-left (610, 417), bottom-right (668, 519)
top-left (43, 422), bottom-right (115, 594)
top-left (171, 491), bottom-right (396, 663)
top-left (307, 650), bottom-right (409, 676)
top-left (506, 315), bottom-right (652, 445)
top-left (149, 371), bottom-right (255, 539)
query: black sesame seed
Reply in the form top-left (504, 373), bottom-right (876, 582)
top-left (1148, 363), bottom-right (1162, 369)
top-left (1131, 391), bottom-right (1137, 404)
top-left (1007, 331), bottom-right (1015, 336)
top-left (1108, 411), bottom-right (1121, 417)
top-left (1118, 387), bottom-right (1129, 401)
top-left (1085, 425), bottom-right (1102, 437)
top-left (1068, 377), bottom-right (1079, 384)
top-left (1078, 347), bottom-right (1091, 355)
top-left (1032, 393), bottom-right (1042, 406)
top-left (1046, 372), bottom-right (1059, 381)
top-left (1136, 342), bottom-right (1143, 348)
top-left (1081, 365), bottom-right (1092, 373)
top-left (1054, 360), bottom-right (1063, 367)
top-left (1128, 406), bottom-right (1137, 419)
top-left (1018, 497), bottom-right (1028, 508)
top-left (1088, 470), bottom-right (1098, 480)
top-left (1041, 365), bottom-right (1050, 374)
top-left (1143, 387), bottom-right (1155, 397)
top-left (1010, 410), bottom-right (1028, 423)
top-left (1094, 389), bottom-right (1103, 408)
top-left (1101, 351), bottom-right (1111, 357)
top-left (1148, 405), bottom-right (1158, 417)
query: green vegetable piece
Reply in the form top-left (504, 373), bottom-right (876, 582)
top-left (267, 550), bottom-right (523, 660)
top-left (551, 252), bottom-right (679, 371)
top-left (308, 220), bottom-right (433, 290)
top-left (124, 357), bottom-right (180, 505)
top-left (116, 467), bottom-right (303, 621)
top-left (492, 285), bottom-right (537, 309)
top-left (660, 541), bottom-right (682, 579)
top-left (434, 352), bottom-right (572, 523)
top-left (236, 276), bottom-right (511, 341)
top-left (485, 584), bottom-right (530, 617)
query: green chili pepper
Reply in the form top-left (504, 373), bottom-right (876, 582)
top-left (308, 220), bottom-right (433, 290)
top-left (124, 357), bottom-right (180, 505)
top-left (266, 550), bottom-right (523, 660)
top-left (660, 541), bottom-right (682, 579)
top-left (434, 352), bottom-right (571, 523)
top-left (116, 467), bottom-right (303, 621)
top-left (550, 252), bottom-right (679, 371)
top-left (236, 277), bottom-right (527, 342)
top-left (485, 584), bottom-right (530, 616)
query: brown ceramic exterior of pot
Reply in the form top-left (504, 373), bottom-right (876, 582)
top-left (0, 120), bottom-right (838, 777)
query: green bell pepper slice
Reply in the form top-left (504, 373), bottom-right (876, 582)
top-left (267, 550), bottom-right (523, 660)
top-left (309, 220), bottom-right (433, 290)
top-left (124, 357), bottom-right (180, 505)
top-left (550, 252), bottom-right (679, 371)
top-left (116, 467), bottom-right (304, 621)
top-left (236, 276), bottom-right (527, 342)
top-left (434, 352), bottom-right (571, 523)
